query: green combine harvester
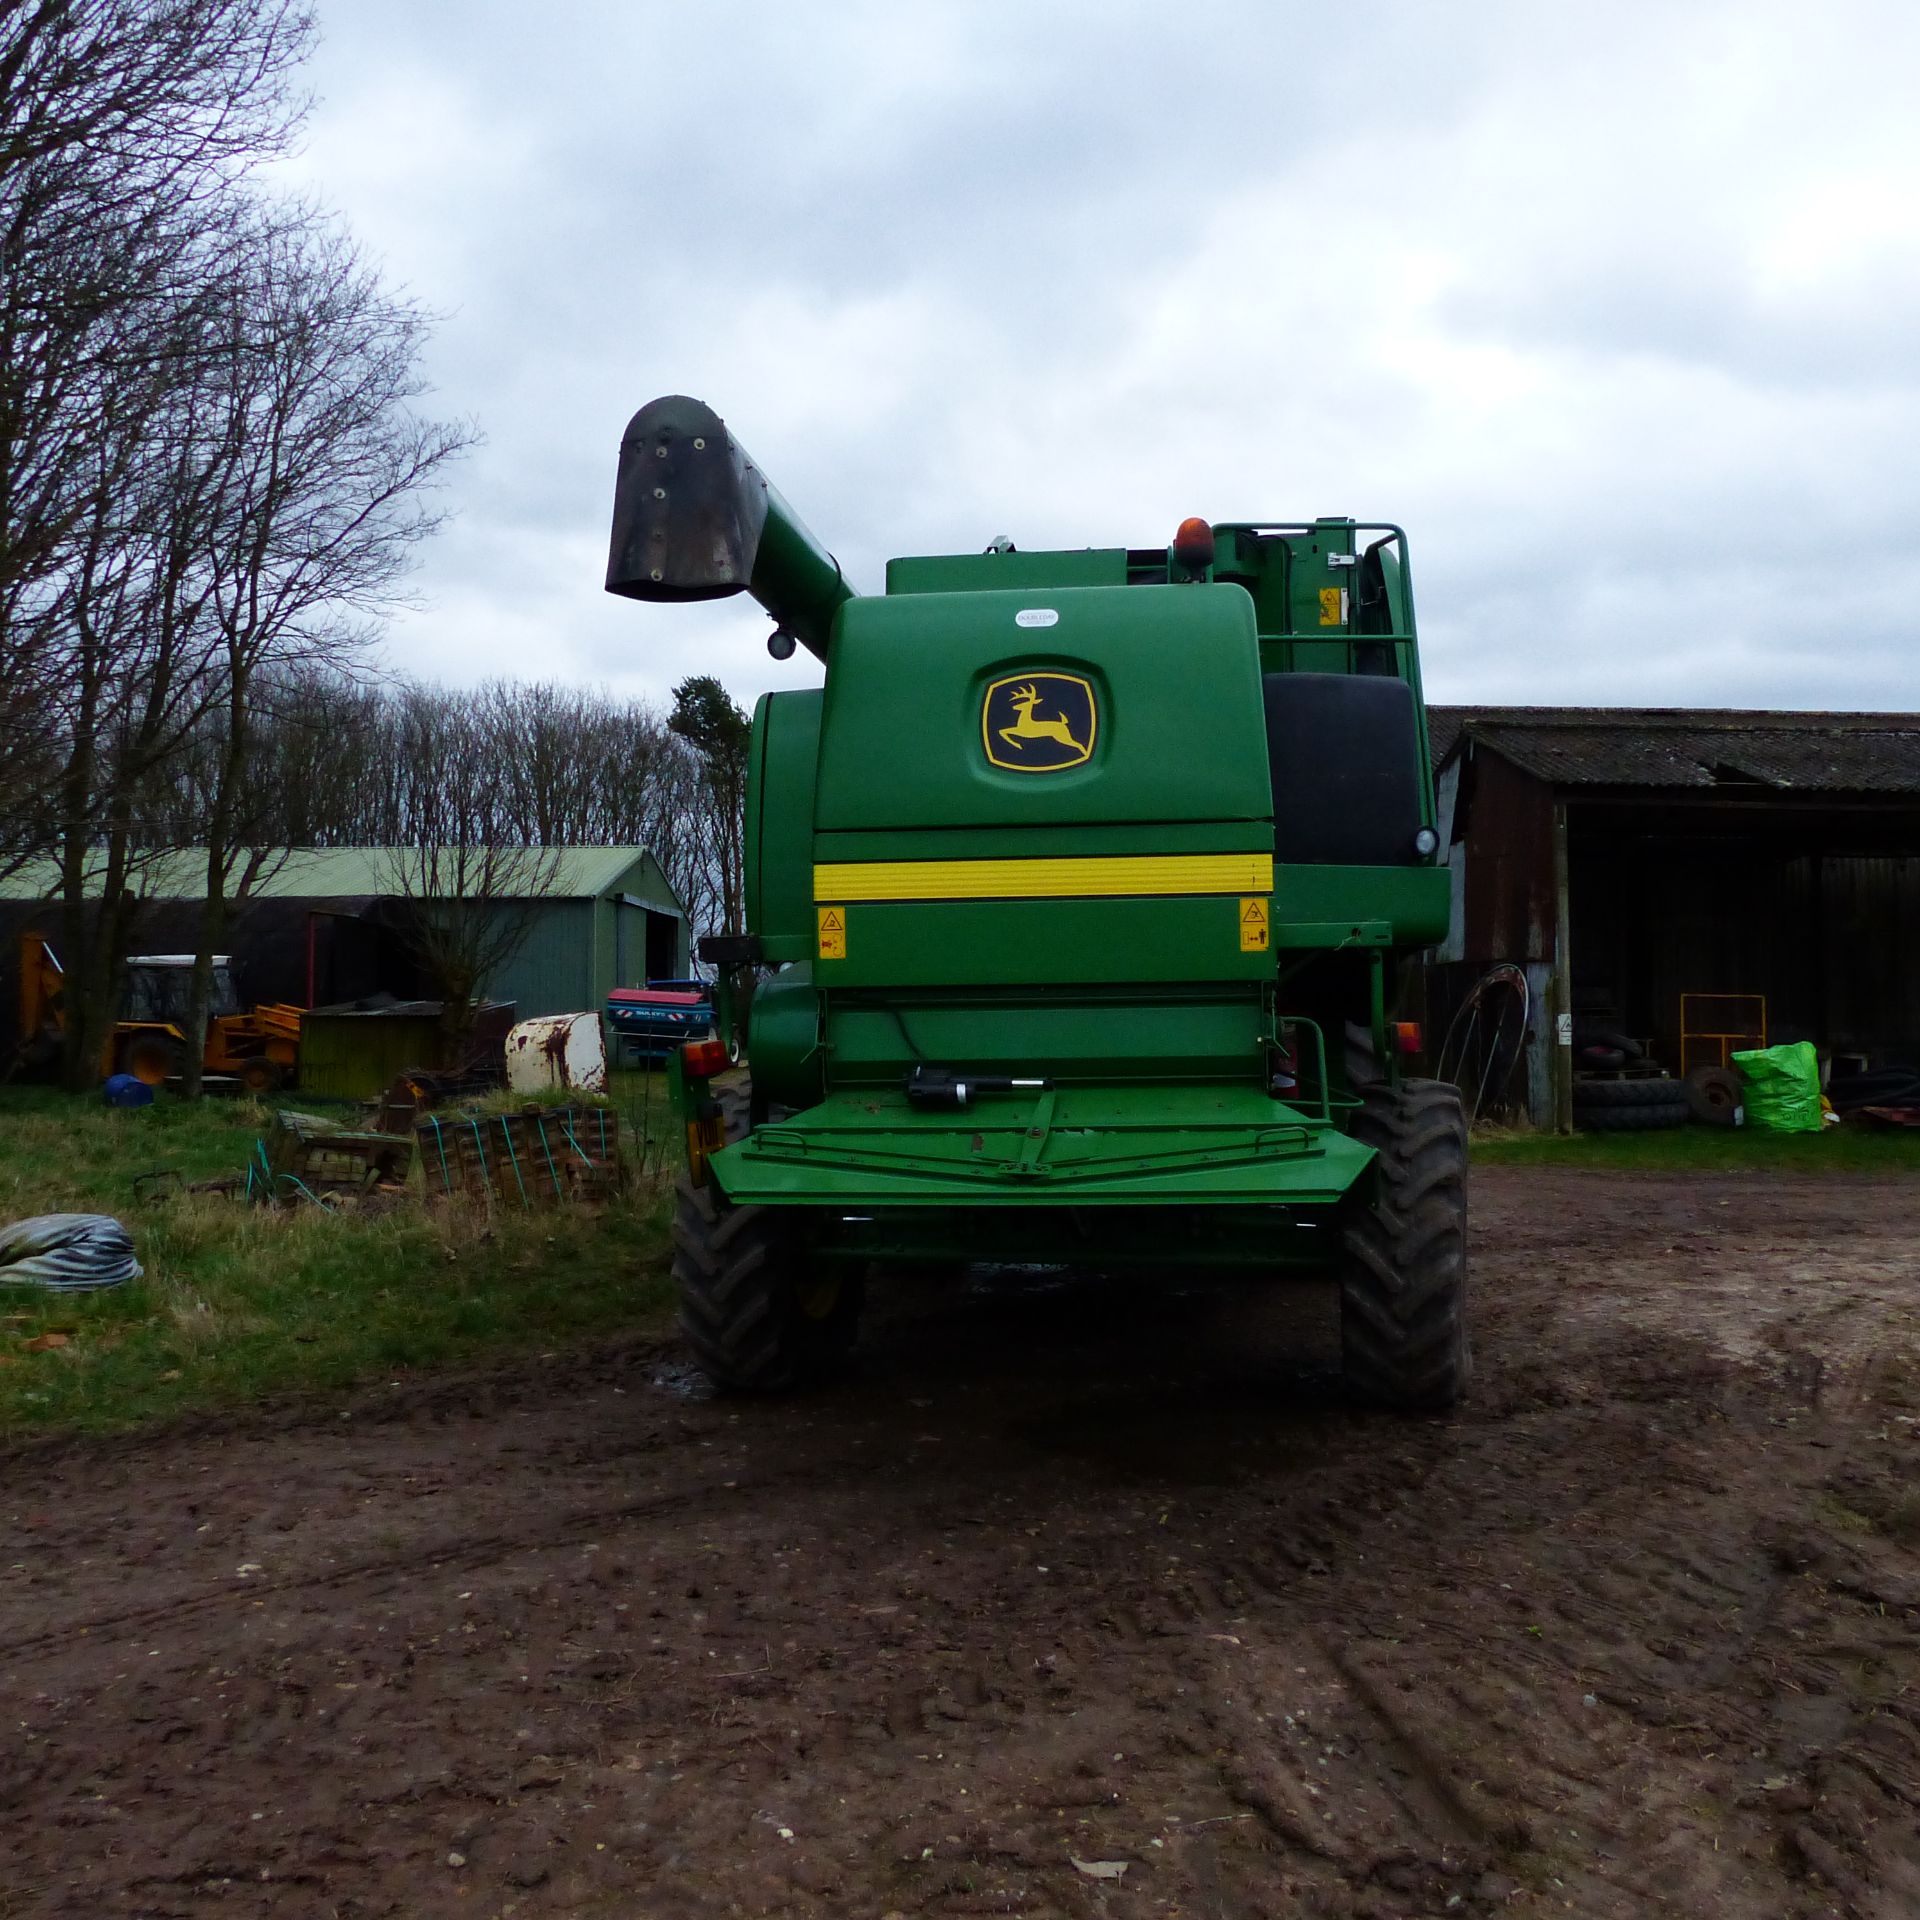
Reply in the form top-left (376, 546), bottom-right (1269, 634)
top-left (607, 397), bottom-right (1467, 1410)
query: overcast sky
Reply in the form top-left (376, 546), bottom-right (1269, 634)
top-left (279, 0), bottom-right (1920, 716)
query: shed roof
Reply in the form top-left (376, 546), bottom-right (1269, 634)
top-left (1429, 707), bottom-right (1920, 794)
top-left (0, 846), bottom-right (675, 905)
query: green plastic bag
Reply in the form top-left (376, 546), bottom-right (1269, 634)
top-left (1731, 1041), bottom-right (1823, 1133)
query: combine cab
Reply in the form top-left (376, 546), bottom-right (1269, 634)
top-left (605, 397), bottom-right (1467, 1410)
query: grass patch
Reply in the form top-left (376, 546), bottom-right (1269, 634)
top-left (0, 1084), bottom-right (676, 1436)
top-left (1471, 1120), bottom-right (1920, 1172)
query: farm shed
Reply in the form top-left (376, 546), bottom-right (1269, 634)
top-left (1423, 708), bottom-right (1920, 1129)
top-left (0, 847), bottom-right (687, 1051)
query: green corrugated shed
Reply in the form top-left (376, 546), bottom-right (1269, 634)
top-left (0, 846), bottom-right (689, 1021)
top-left (489, 898), bottom-right (594, 1019)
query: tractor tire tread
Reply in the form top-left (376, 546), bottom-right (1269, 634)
top-left (1572, 1074), bottom-right (1687, 1109)
top-left (670, 1075), bottom-right (859, 1391)
top-left (1682, 1065), bottom-right (1742, 1126)
top-left (1340, 1078), bottom-right (1470, 1412)
top-left (1576, 1101), bottom-right (1691, 1133)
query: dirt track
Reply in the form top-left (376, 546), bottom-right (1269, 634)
top-left (3, 1166), bottom-right (1918, 1919)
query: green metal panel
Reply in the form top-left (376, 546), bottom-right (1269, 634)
top-left (885, 548), bottom-right (1128, 595)
top-left (593, 894), bottom-right (615, 995)
top-left (1288, 519), bottom-right (1357, 635)
top-left (810, 819), bottom-right (1272, 862)
top-left (1272, 865), bottom-right (1450, 950)
top-left (298, 1011), bottom-right (444, 1101)
top-left (815, 583), bottom-right (1269, 833)
top-left (485, 898), bottom-right (593, 1017)
top-left (611, 897), bottom-right (634, 987)
top-left (744, 962), bottom-right (824, 1110)
top-left (710, 1082), bottom-right (1375, 1209)
top-left (825, 985), bottom-right (1268, 1082)
top-left (479, 855), bottom-right (687, 1011)
top-left (748, 689), bottom-right (823, 961)
top-left (817, 895), bottom-right (1275, 989)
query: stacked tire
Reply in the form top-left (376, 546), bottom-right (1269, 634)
top-left (1572, 1075), bottom-right (1689, 1132)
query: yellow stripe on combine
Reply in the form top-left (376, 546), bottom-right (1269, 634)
top-left (811, 853), bottom-right (1274, 902)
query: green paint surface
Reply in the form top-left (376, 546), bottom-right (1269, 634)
top-left (712, 1082), bottom-right (1374, 1209)
top-left (716, 520), bottom-right (1447, 1231)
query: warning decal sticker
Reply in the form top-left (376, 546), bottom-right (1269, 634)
top-left (817, 905), bottom-right (846, 960)
top-left (1239, 896), bottom-right (1271, 953)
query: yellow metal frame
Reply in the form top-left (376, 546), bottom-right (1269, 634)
top-left (1679, 992), bottom-right (1767, 1075)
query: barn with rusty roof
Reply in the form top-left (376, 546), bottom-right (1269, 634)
top-left (1424, 708), bottom-right (1920, 1128)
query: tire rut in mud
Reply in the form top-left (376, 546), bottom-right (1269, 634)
top-left (3, 1166), bottom-right (1918, 1919)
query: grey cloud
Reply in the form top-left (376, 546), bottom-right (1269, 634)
top-left (291, 0), bottom-right (1920, 714)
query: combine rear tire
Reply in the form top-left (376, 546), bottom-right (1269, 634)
top-left (671, 1079), bottom-right (861, 1390)
top-left (1340, 1079), bottom-right (1470, 1411)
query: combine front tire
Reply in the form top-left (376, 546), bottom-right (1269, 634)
top-left (1339, 1079), bottom-right (1470, 1411)
top-left (671, 1080), bottom-right (861, 1390)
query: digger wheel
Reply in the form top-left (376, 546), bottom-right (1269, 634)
top-left (239, 1055), bottom-right (285, 1094)
top-left (1340, 1078), bottom-right (1470, 1411)
top-left (672, 1079), bottom-right (862, 1390)
top-left (122, 1033), bottom-right (185, 1086)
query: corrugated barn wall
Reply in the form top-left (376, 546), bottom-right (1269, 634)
top-left (1425, 710), bottom-right (1920, 1127)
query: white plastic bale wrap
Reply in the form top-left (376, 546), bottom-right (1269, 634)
top-left (0, 1214), bottom-right (142, 1291)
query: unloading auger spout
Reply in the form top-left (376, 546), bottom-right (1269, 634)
top-left (604, 394), bottom-right (856, 661)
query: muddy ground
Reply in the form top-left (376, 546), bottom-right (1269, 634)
top-left (3, 1166), bottom-right (1918, 1919)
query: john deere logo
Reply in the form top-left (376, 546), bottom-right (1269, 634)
top-left (983, 672), bottom-right (1096, 772)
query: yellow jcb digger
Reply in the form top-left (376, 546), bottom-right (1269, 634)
top-left (16, 933), bottom-right (301, 1091)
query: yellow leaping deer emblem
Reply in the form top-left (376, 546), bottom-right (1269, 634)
top-left (982, 671), bottom-right (1096, 772)
top-left (999, 683), bottom-right (1085, 755)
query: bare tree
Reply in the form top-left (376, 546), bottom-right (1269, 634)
top-left (0, 1), bottom-right (311, 177)
top-left (1, 0), bottom-right (320, 1080)
top-left (46, 286), bottom-right (248, 1085)
top-left (130, 666), bottom-right (742, 976)
top-left (0, 0), bottom-right (312, 860)
top-left (225, 664), bottom-right (385, 844)
top-left (376, 688), bottom-right (563, 1048)
top-left (171, 209), bottom-right (475, 1095)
